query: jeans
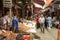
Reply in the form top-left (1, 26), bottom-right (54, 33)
top-left (40, 23), bottom-right (45, 33)
top-left (36, 23), bottom-right (40, 29)
top-left (48, 22), bottom-right (52, 28)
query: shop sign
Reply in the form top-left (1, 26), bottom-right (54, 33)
top-left (3, 0), bottom-right (12, 8)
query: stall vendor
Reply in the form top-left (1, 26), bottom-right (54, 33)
top-left (11, 14), bottom-right (18, 33)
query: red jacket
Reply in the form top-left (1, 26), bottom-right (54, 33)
top-left (36, 16), bottom-right (39, 23)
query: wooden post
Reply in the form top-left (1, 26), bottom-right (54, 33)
top-left (57, 29), bottom-right (60, 40)
top-left (57, 23), bottom-right (60, 40)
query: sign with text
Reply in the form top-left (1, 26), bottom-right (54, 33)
top-left (3, 0), bottom-right (12, 8)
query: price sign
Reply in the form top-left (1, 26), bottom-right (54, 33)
top-left (3, 0), bottom-right (12, 8)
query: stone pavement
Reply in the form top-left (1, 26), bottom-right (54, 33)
top-left (34, 28), bottom-right (58, 40)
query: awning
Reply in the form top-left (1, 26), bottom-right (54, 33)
top-left (33, 0), bottom-right (53, 9)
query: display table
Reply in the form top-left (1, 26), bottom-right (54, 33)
top-left (18, 20), bottom-right (36, 40)
top-left (19, 20), bottom-right (36, 34)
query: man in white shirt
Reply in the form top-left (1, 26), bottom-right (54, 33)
top-left (4, 14), bottom-right (11, 30)
top-left (47, 15), bottom-right (52, 29)
top-left (39, 14), bottom-right (45, 33)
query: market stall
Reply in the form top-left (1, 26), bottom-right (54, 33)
top-left (18, 20), bottom-right (37, 40)
top-left (18, 20), bottom-right (36, 34)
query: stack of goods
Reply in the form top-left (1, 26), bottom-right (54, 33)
top-left (16, 32), bottom-right (30, 40)
top-left (23, 35), bottom-right (30, 40)
top-left (16, 33), bottom-right (23, 40)
top-left (18, 20), bottom-right (36, 34)
top-left (18, 23), bottom-right (30, 32)
top-left (23, 21), bottom-right (36, 33)
top-left (2, 30), bottom-right (16, 40)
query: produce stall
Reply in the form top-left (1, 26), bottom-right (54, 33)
top-left (0, 30), bottom-right (16, 40)
top-left (18, 20), bottom-right (37, 40)
top-left (18, 20), bottom-right (36, 34)
top-left (0, 20), bottom-right (37, 40)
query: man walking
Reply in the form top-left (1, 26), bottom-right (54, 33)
top-left (47, 15), bottom-right (52, 29)
top-left (39, 14), bottom-right (45, 33)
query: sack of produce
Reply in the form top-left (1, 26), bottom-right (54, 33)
top-left (18, 23), bottom-right (30, 32)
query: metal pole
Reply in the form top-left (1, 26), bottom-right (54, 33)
top-left (10, 0), bottom-right (12, 18)
top-left (31, 0), bottom-right (33, 16)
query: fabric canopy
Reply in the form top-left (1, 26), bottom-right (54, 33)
top-left (33, 0), bottom-right (53, 9)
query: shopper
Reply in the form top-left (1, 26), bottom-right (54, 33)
top-left (3, 14), bottom-right (8, 30)
top-left (0, 15), bottom-right (4, 29)
top-left (7, 15), bottom-right (11, 31)
top-left (45, 16), bottom-right (48, 28)
top-left (39, 14), bottom-right (45, 33)
top-left (47, 15), bottom-right (52, 29)
top-left (11, 14), bottom-right (19, 33)
top-left (35, 15), bottom-right (40, 29)
top-left (4, 13), bottom-right (11, 31)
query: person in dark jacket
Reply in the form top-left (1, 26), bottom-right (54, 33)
top-left (35, 15), bottom-right (40, 29)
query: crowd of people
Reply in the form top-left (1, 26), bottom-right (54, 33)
top-left (35, 13), bottom-right (60, 33)
top-left (0, 11), bottom-right (60, 34)
top-left (0, 13), bottom-right (19, 33)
